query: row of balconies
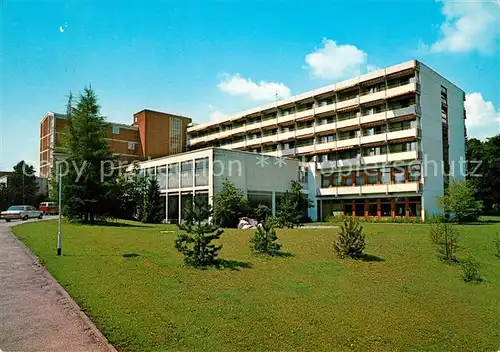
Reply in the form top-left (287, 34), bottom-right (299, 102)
top-left (315, 150), bottom-right (419, 170)
top-left (221, 126), bottom-right (419, 156)
top-left (189, 82), bottom-right (418, 145)
top-left (317, 182), bottom-right (420, 196)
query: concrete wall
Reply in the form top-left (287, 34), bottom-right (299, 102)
top-left (419, 63), bottom-right (465, 217)
top-left (212, 149), bottom-right (298, 196)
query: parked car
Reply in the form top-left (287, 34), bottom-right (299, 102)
top-left (39, 202), bottom-right (59, 215)
top-left (0, 205), bottom-right (43, 222)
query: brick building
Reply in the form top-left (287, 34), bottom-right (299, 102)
top-left (39, 109), bottom-right (191, 177)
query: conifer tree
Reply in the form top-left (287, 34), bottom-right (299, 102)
top-left (333, 217), bottom-right (366, 259)
top-left (62, 86), bottom-right (115, 223)
top-left (175, 196), bottom-right (223, 267)
top-left (141, 178), bottom-right (163, 223)
top-left (250, 221), bottom-right (281, 256)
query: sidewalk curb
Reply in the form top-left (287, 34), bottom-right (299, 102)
top-left (9, 226), bottom-right (118, 352)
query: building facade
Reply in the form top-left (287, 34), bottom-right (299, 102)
top-left (186, 60), bottom-right (466, 221)
top-left (39, 109), bottom-right (191, 178)
top-left (126, 148), bottom-right (299, 223)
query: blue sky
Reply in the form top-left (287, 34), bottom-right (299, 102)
top-left (1, 0), bottom-right (499, 172)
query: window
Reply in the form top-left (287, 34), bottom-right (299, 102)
top-left (380, 198), bottom-right (392, 216)
top-left (380, 168), bottom-right (391, 184)
top-left (409, 164), bottom-right (421, 182)
top-left (180, 161), bottom-right (193, 188)
top-left (112, 126), bottom-right (120, 135)
top-left (127, 142), bottom-right (136, 150)
top-left (356, 173), bottom-right (365, 186)
top-left (367, 170), bottom-right (378, 184)
top-left (395, 199), bottom-right (406, 216)
top-left (343, 173), bottom-right (354, 186)
top-left (298, 167), bottom-right (308, 184)
top-left (167, 163), bottom-right (179, 189)
top-left (408, 197), bottom-right (422, 217)
top-left (195, 158), bottom-right (209, 186)
top-left (170, 118), bottom-right (182, 154)
top-left (394, 167), bottom-right (406, 184)
top-left (157, 166), bottom-right (167, 189)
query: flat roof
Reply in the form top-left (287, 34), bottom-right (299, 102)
top-left (125, 147), bottom-right (297, 170)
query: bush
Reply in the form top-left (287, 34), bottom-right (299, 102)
top-left (250, 221), bottom-right (281, 256)
top-left (212, 179), bottom-right (251, 228)
top-left (494, 232), bottom-right (500, 259)
top-left (333, 217), bottom-right (366, 259)
top-left (275, 181), bottom-right (312, 228)
top-left (461, 255), bottom-right (482, 283)
top-left (254, 204), bottom-right (271, 223)
top-left (430, 217), bottom-right (460, 264)
top-left (438, 178), bottom-right (483, 223)
top-left (175, 196), bottom-right (223, 268)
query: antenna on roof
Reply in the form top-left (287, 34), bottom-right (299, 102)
top-left (275, 90), bottom-right (279, 103)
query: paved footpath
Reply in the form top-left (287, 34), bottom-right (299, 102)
top-left (0, 219), bottom-right (116, 352)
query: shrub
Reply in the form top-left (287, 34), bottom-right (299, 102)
top-left (333, 217), bottom-right (366, 259)
top-left (429, 217), bottom-right (459, 264)
top-left (275, 181), bottom-right (312, 228)
top-left (494, 232), bottom-right (500, 259)
top-left (175, 196), bottom-right (223, 268)
top-left (254, 204), bottom-right (271, 223)
top-left (250, 221), bottom-right (281, 256)
top-left (461, 255), bottom-right (482, 283)
top-left (438, 178), bottom-right (483, 223)
top-left (212, 179), bottom-right (251, 228)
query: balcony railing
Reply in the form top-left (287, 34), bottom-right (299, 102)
top-left (317, 182), bottom-right (419, 196)
top-left (188, 90), bottom-right (418, 146)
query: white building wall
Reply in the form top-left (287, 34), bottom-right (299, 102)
top-left (213, 149), bottom-right (298, 199)
top-left (419, 64), bottom-right (466, 217)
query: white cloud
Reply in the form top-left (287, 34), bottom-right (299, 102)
top-left (431, 0), bottom-right (500, 54)
top-left (217, 74), bottom-right (291, 101)
top-left (465, 92), bottom-right (500, 139)
top-left (207, 104), bottom-right (229, 122)
top-left (304, 38), bottom-right (371, 81)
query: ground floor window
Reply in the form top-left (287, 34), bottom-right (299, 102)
top-left (320, 196), bottom-right (422, 220)
top-left (247, 191), bottom-right (272, 209)
top-left (355, 200), bottom-right (364, 217)
top-left (167, 193), bottom-right (179, 223)
top-left (368, 202), bottom-right (378, 216)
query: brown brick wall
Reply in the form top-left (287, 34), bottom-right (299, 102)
top-left (134, 110), bottom-right (191, 159)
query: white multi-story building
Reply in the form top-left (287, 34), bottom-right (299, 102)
top-left (186, 60), bottom-right (466, 221)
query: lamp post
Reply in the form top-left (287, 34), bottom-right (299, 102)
top-left (53, 153), bottom-right (69, 256)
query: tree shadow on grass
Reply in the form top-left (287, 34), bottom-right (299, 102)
top-left (460, 220), bottom-right (500, 225)
top-left (215, 259), bottom-right (253, 271)
top-left (357, 253), bottom-right (385, 262)
top-left (122, 253), bottom-right (140, 259)
top-left (275, 251), bottom-right (295, 258)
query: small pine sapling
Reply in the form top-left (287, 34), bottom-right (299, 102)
top-left (250, 221), bottom-right (282, 256)
top-left (175, 196), bottom-right (223, 268)
top-left (334, 217), bottom-right (366, 259)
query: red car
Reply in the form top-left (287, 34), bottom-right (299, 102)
top-left (39, 202), bottom-right (59, 215)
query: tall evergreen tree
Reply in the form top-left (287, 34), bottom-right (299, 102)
top-left (62, 86), bottom-right (115, 223)
top-left (142, 177), bottom-right (163, 223)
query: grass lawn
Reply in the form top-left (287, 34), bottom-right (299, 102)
top-left (12, 219), bottom-right (500, 352)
